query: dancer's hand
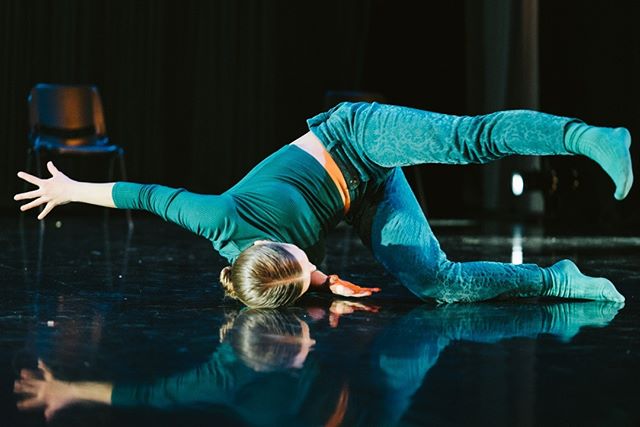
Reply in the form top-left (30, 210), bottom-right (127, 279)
top-left (326, 275), bottom-right (381, 298)
top-left (14, 360), bottom-right (77, 421)
top-left (329, 300), bottom-right (380, 328)
top-left (14, 162), bottom-right (76, 219)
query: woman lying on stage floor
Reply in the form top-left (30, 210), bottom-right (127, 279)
top-left (15, 102), bottom-right (632, 307)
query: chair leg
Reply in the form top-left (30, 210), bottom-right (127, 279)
top-left (20, 149), bottom-right (34, 226)
top-left (34, 149), bottom-right (45, 231)
top-left (107, 154), bottom-right (116, 182)
top-left (25, 148), bottom-right (33, 177)
top-left (103, 155), bottom-right (118, 224)
top-left (37, 215), bottom-right (45, 286)
top-left (117, 149), bottom-right (134, 231)
top-left (115, 149), bottom-right (134, 282)
top-left (102, 212), bottom-right (113, 287)
top-left (34, 148), bottom-right (42, 177)
top-left (121, 223), bottom-right (133, 281)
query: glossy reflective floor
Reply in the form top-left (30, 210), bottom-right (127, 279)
top-left (2, 214), bottom-right (639, 427)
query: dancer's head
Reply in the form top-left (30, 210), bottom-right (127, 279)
top-left (219, 241), bottom-right (317, 308)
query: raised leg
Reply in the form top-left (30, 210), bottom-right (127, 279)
top-left (327, 102), bottom-right (574, 166)
top-left (317, 102), bottom-right (633, 199)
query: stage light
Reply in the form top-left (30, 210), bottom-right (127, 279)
top-left (510, 169), bottom-right (559, 197)
top-left (511, 172), bottom-right (524, 196)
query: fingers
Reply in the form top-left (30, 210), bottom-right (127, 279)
top-left (38, 359), bottom-right (53, 381)
top-left (329, 312), bottom-right (340, 328)
top-left (330, 301), bottom-right (356, 315)
top-left (14, 378), bottom-right (39, 394)
top-left (348, 284), bottom-right (380, 293)
top-left (330, 284), bottom-right (372, 297)
top-left (328, 300), bottom-right (381, 327)
top-left (351, 291), bottom-right (373, 298)
top-left (37, 202), bottom-right (56, 220)
top-left (17, 171), bottom-right (42, 186)
top-left (19, 196), bottom-right (49, 212)
top-left (20, 369), bottom-right (41, 380)
top-left (329, 284), bottom-right (353, 296)
top-left (14, 189), bottom-right (42, 201)
top-left (16, 397), bottom-right (44, 411)
top-left (45, 406), bottom-right (57, 421)
top-left (362, 304), bottom-right (381, 313)
top-left (46, 161), bottom-right (59, 176)
top-left (343, 301), bottom-right (381, 312)
top-left (335, 279), bottom-right (381, 294)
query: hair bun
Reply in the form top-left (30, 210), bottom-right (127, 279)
top-left (219, 266), bottom-right (238, 298)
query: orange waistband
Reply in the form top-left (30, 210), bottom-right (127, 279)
top-left (321, 148), bottom-right (351, 215)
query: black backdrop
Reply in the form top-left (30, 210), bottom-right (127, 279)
top-left (1, 0), bottom-right (638, 230)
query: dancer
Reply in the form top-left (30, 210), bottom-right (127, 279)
top-left (15, 102), bottom-right (632, 307)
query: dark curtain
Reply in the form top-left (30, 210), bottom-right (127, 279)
top-left (465, 0), bottom-right (640, 229)
top-left (466, 0), bottom-right (543, 217)
top-left (539, 0), bottom-right (640, 230)
top-left (0, 0), bottom-right (373, 207)
top-left (2, 1), bottom-right (637, 229)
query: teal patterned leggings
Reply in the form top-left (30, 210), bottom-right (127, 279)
top-left (318, 102), bottom-right (576, 303)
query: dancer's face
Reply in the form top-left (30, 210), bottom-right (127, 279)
top-left (253, 241), bottom-right (317, 294)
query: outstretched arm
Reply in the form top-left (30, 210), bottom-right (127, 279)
top-left (15, 162), bottom-right (115, 219)
top-left (14, 360), bottom-right (112, 421)
top-left (15, 162), bottom-right (231, 241)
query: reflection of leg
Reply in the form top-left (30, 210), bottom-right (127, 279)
top-left (537, 300), bottom-right (624, 342)
top-left (363, 169), bottom-right (545, 303)
top-left (369, 309), bottom-right (448, 427)
top-left (420, 302), bottom-right (622, 343)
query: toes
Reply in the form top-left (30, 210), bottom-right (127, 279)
top-left (616, 127), bottom-right (632, 149)
top-left (614, 160), bottom-right (634, 200)
top-left (599, 280), bottom-right (625, 303)
top-left (609, 290), bottom-right (625, 303)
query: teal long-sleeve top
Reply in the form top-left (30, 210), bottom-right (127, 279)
top-left (112, 145), bottom-right (345, 265)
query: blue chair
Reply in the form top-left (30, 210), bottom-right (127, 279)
top-left (26, 83), bottom-right (132, 229)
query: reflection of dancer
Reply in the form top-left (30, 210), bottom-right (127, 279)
top-left (14, 301), bottom-right (622, 424)
top-left (16, 102), bottom-right (632, 307)
top-left (13, 303), bottom-right (371, 423)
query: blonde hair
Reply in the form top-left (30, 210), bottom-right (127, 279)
top-left (221, 308), bottom-right (306, 371)
top-left (219, 243), bottom-right (306, 308)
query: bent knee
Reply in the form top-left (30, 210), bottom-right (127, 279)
top-left (394, 258), bottom-right (461, 302)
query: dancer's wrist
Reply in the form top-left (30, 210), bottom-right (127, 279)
top-left (310, 271), bottom-right (331, 290)
top-left (323, 274), bottom-right (338, 288)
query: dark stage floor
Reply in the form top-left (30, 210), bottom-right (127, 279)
top-left (2, 214), bottom-right (639, 427)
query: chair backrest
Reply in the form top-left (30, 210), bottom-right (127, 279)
top-left (28, 83), bottom-right (107, 145)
